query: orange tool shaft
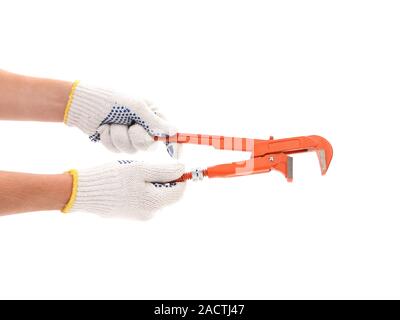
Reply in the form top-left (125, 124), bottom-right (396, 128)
top-left (155, 133), bottom-right (257, 152)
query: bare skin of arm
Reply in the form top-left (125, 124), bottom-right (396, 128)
top-left (0, 70), bottom-right (72, 122)
top-left (0, 70), bottom-right (73, 215)
top-left (0, 171), bottom-right (72, 215)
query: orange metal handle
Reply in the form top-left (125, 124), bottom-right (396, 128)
top-left (173, 153), bottom-right (292, 182)
top-left (156, 133), bottom-right (332, 182)
top-left (207, 153), bottom-right (292, 181)
top-left (154, 133), bottom-right (257, 152)
top-left (155, 134), bottom-right (333, 173)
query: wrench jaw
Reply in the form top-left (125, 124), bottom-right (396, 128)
top-left (256, 135), bottom-right (333, 180)
top-left (309, 135), bottom-right (333, 176)
top-left (317, 150), bottom-right (327, 175)
top-left (260, 153), bottom-right (293, 182)
top-left (287, 156), bottom-right (293, 182)
top-left (273, 155), bottom-right (293, 182)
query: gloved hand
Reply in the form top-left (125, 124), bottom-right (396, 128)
top-left (64, 81), bottom-right (175, 154)
top-left (62, 161), bottom-right (186, 220)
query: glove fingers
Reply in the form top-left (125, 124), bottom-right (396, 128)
top-left (142, 162), bottom-right (185, 183)
top-left (144, 181), bottom-right (186, 210)
top-left (144, 100), bottom-right (166, 120)
top-left (132, 100), bottom-right (175, 136)
top-left (98, 125), bottom-right (119, 153)
top-left (110, 124), bottom-right (137, 153)
top-left (128, 125), bottom-right (154, 151)
top-left (143, 104), bottom-right (181, 158)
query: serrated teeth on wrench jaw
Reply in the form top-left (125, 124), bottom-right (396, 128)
top-left (317, 149), bottom-right (327, 175)
top-left (287, 156), bottom-right (293, 181)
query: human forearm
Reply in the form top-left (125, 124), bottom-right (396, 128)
top-left (0, 171), bottom-right (72, 215)
top-left (0, 161), bottom-right (185, 219)
top-left (0, 70), bottom-right (176, 155)
top-left (0, 70), bottom-right (72, 122)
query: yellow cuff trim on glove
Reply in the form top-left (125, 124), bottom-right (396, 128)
top-left (63, 80), bottom-right (80, 124)
top-left (62, 169), bottom-right (78, 213)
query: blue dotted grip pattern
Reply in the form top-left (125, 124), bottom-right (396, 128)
top-left (90, 104), bottom-right (175, 158)
top-left (89, 104), bottom-right (163, 142)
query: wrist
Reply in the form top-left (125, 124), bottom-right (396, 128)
top-left (63, 82), bottom-right (114, 135)
top-left (0, 171), bottom-right (73, 215)
top-left (19, 173), bottom-right (73, 212)
top-left (52, 173), bottom-right (74, 211)
top-left (62, 165), bottom-right (123, 214)
top-left (61, 170), bottom-right (78, 213)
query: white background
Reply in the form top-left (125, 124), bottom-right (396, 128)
top-left (0, 0), bottom-right (399, 299)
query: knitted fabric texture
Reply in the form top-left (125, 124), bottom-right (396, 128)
top-left (65, 83), bottom-right (114, 134)
top-left (67, 161), bottom-right (186, 220)
top-left (64, 83), bottom-right (176, 155)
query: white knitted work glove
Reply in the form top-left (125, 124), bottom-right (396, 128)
top-left (62, 161), bottom-right (186, 220)
top-left (64, 81), bottom-right (177, 156)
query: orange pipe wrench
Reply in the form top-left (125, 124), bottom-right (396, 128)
top-left (155, 134), bottom-right (333, 182)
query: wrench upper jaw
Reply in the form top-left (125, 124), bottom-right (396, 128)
top-left (309, 135), bottom-right (333, 175)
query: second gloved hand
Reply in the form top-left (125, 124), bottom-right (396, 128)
top-left (64, 82), bottom-right (175, 154)
top-left (62, 161), bottom-right (186, 220)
